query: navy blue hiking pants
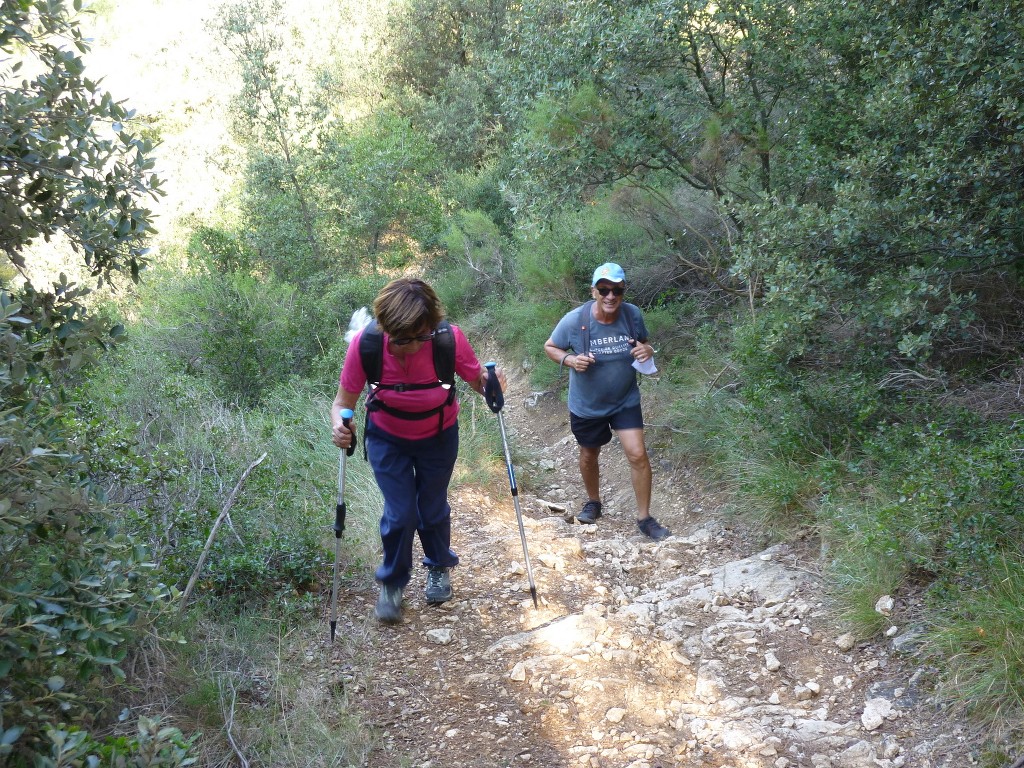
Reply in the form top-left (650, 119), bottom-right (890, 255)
top-left (365, 422), bottom-right (460, 589)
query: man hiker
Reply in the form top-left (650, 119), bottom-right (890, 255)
top-left (543, 262), bottom-right (670, 541)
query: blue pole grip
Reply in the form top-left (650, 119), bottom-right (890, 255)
top-left (340, 408), bottom-right (356, 455)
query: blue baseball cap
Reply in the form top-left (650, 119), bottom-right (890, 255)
top-left (591, 262), bottom-right (626, 286)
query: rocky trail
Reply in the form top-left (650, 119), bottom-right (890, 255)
top-left (325, 381), bottom-right (979, 768)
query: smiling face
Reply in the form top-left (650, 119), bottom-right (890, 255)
top-left (592, 280), bottom-right (625, 319)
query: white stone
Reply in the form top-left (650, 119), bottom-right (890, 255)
top-left (509, 662), bottom-right (527, 682)
top-left (605, 707), bottom-right (627, 723)
top-left (875, 595), bottom-right (895, 616)
top-left (765, 651), bottom-right (782, 672)
top-left (426, 628), bottom-right (454, 645)
top-left (861, 697), bottom-right (894, 731)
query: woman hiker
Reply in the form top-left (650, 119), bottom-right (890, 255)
top-left (331, 277), bottom-right (506, 624)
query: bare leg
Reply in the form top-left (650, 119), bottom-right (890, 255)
top-left (579, 444), bottom-right (602, 502)
top-left (616, 428), bottom-right (651, 519)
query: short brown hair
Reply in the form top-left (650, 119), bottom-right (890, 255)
top-left (373, 278), bottom-right (444, 337)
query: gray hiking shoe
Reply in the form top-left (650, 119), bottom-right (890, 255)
top-left (425, 566), bottom-right (453, 604)
top-left (375, 583), bottom-right (403, 623)
top-left (637, 516), bottom-right (670, 541)
top-left (577, 500), bottom-right (603, 524)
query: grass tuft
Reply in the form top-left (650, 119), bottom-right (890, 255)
top-left (925, 557), bottom-right (1024, 736)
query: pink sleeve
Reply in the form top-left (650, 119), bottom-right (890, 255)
top-left (339, 330), bottom-right (368, 394)
top-left (451, 324), bottom-right (482, 383)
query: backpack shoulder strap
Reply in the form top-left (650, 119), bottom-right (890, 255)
top-left (432, 319), bottom-right (456, 386)
top-left (576, 300), bottom-right (595, 355)
top-left (358, 321), bottom-right (384, 386)
top-left (624, 303), bottom-right (646, 343)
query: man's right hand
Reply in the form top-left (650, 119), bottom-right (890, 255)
top-left (571, 352), bottom-right (596, 373)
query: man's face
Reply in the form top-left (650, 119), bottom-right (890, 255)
top-left (593, 280), bottom-right (625, 311)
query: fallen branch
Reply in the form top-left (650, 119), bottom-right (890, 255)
top-left (221, 676), bottom-right (251, 768)
top-left (179, 452), bottom-right (268, 611)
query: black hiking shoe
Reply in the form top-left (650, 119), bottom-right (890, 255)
top-left (637, 516), bottom-right (670, 541)
top-left (375, 583), bottom-right (403, 624)
top-left (425, 566), bottom-right (453, 604)
top-left (577, 500), bottom-right (603, 524)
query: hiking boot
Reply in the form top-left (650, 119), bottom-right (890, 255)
top-left (375, 583), bottom-right (403, 624)
top-left (425, 566), bottom-right (453, 604)
top-left (637, 516), bottom-right (670, 541)
top-left (577, 500), bottom-right (603, 524)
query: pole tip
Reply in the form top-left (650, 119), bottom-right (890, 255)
top-left (530, 588), bottom-right (538, 609)
top-left (330, 621), bottom-right (337, 643)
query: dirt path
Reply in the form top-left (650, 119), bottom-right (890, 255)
top-left (327, 380), bottom-right (978, 768)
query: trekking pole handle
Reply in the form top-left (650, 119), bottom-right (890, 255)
top-left (484, 362), bottom-right (504, 413)
top-left (340, 408), bottom-right (356, 456)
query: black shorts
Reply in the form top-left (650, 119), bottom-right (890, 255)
top-left (570, 404), bottom-right (644, 448)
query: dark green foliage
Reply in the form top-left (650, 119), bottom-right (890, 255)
top-left (734, 0), bottom-right (1024, 376)
top-left (0, 3), bottom-right (171, 754)
top-left (860, 419), bottom-right (1024, 582)
top-left (318, 111), bottom-right (446, 273)
top-left (24, 717), bottom-right (197, 767)
top-left (377, 0), bottom-right (512, 170)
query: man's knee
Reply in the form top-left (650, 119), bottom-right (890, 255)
top-left (624, 449), bottom-right (650, 471)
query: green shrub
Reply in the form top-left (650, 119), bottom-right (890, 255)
top-left (860, 419), bottom-right (1024, 582)
top-left (0, 283), bottom-right (178, 760)
top-left (204, 529), bottom-right (331, 600)
top-left (26, 717), bottom-right (197, 767)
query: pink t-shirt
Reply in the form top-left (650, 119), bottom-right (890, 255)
top-left (340, 323), bottom-right (483, 440)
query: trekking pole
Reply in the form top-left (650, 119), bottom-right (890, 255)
top-left (485, 362), bottom-right (539, 609)
top-left (330, 408), bottom-right (356, 643)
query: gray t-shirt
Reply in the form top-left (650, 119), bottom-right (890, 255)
top-left (550, 302), bottom-right (649, 419)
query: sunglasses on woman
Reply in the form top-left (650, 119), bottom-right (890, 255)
top-left (596, 286), bottom-right (625, 297)
top-left (392, 331), bottom-right (435, 346)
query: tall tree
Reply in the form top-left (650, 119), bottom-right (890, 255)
top-left (216, 0), bottom-right (326, 281)
top-left (374, 0), bottom-right (513, 170)
top-left (732, 0), bottom-right (1024, 375)
top-left (320, 111), bottom-right (444, 272)
top-left (499, 0), bottom-right (797, 213)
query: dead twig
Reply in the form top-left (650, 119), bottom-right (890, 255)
top-left (220, 676), bottom-right (251, 768)
top-left (179, 452), bottom-right (267, 611)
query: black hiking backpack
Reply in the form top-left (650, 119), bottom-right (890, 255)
top-left (357, 319), bottom-right (457, 440)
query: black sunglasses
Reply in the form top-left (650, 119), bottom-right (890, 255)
top-left (596, 286), bottom-right (625, 297)
top-left (392, 331), bottom-right (435, 346)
